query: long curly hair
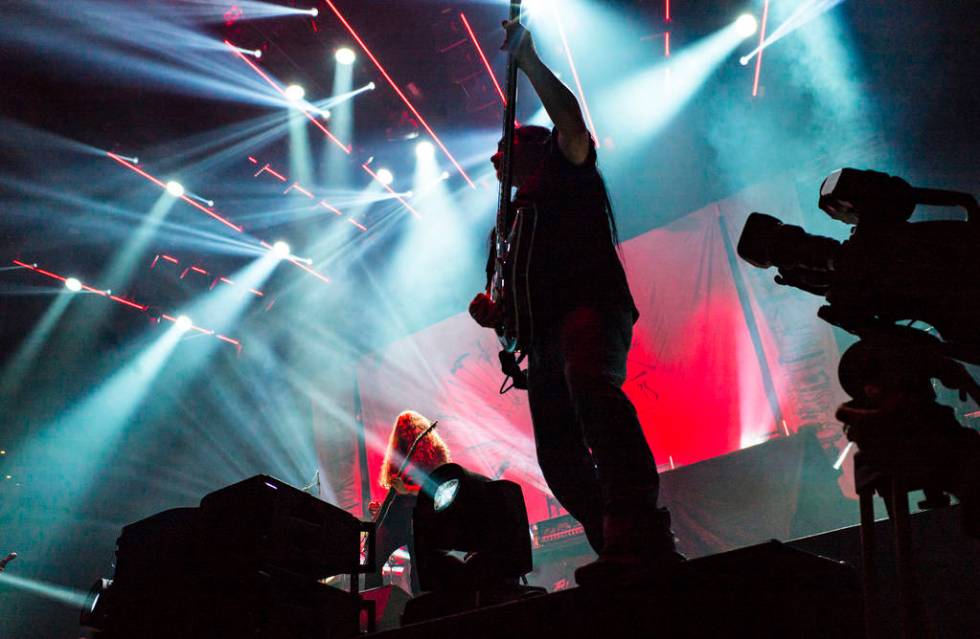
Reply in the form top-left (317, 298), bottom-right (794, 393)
top-left (378, 410), bottom-right (451, 490)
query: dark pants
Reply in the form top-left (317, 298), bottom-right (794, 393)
top-left (527, 306), bottom-right (661, 553)
top-left (364, 495), bottom-right (421, 594)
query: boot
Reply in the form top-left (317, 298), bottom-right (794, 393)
top-left (574, 505), bottom-right (684, 587)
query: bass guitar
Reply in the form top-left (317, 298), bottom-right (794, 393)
top-left (489, 0), bottom-right (535, 355)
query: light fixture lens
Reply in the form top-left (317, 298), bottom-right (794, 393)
top-left (272, 240), bottom-right (291, 258)
top-left (65, 277), bottom-right (82, 292)
top-left (415, 140), bottom-right (435, 159)
top-left (376, 168), bottom-right (394, 186)
top-left (335, 47), bottom-right (356, 65)
top-left (285, 84), bottom-right (306, 101)
top-left (735, 14), bottom-right (758, 37)
top-left (166, 181), bottom-right (185, 197)
top-left (433, 479), bottom-right (460, 512)
top-left (309, 7), bottom-right (318, 17)
top-left (367, 81), bottom-right (376, 90)
top-left (175, 315), bottom-right (193, 332)
top-left (253, 49), bottom-right (262, 59)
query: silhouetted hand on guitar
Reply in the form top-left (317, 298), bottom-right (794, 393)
top-left (469, 292), bottom-right (500, 329)
top-left (368, 500), bottom-right (381, 519)
top-left (501, 19), bottom-right (537, 67)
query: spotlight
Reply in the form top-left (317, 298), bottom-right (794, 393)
top-left (308, 7), bottom-right (319, 17)
top-left (79, 578), bottom-right (112, 631)
top-left (253, 49), bottom-right (262, 59)
top-left (166, 181), bottom-right (185, 198)
top-left (408, 463), bottom-right (538, 621)
top-left (175, 315), bottom-right (193, 333)
top-left (440, 170), bottom-right (450, 180)
top-left (65, 277), bottom-right (82, 292)
top-left (376, 168), bottom-right (394, 186)
top-left (416, 140), bottom-right (435, 159)
top-left (272, 240), bottom-right (291, 258)
top-left (735, 14), bottom-right (758, 37)
top-left (367, 82), bottom-right (376, 90)
top-left (740, 55), bottom-right (751, 66)
top-left (335, 47), bottom-right (356, 65)
top-left (285, 84), bottom-right (306, 101)
top-left (320, 109), bottom-right (332, 120)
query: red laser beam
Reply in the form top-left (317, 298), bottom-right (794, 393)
top-left (107, 152), bottom-right (244, 232)
top-left (361, 164), bottom-right (422, 219)
top-left (460, 12), bottom-right (506, 106)
top-left (549, 8), bottom-right (599, 148)
top-left (108, 153), bottom-right (332, 284)
top-left (665, 31), bottom-right (671, 57)
top-left (250, 156), bottom-right (367, 230)
top-left (752, 1), bottom-right (771, 97)
top-left (12, 259), bottom-right (242, 348)
top-left (665, 0), bottom-right (671, 22)
top-left (224, 41), bottom-right (352, 154)
top-left (321, 0), bottom-right (475, 188)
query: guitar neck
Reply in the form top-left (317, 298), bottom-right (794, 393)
top-left (496, 0), bottom-right (523, 238)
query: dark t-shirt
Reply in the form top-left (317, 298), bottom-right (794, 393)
top-left (512, 129), bottom-right (638, 332)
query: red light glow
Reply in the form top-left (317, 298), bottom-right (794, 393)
top-left (752, 1), bottom-right (770, 98)
top-left (321, 0), bottom-right (475, 188)
top-left (319, 200), bottom-right (343, 216)
top-left (665, 32), bottom-right (671, 57)
top-left (251, 156), bottom-right (368, 230)
top-left (255, 163), bottom-right (287, 181)
top-left (460, 12), bottom-right (506, 106)
top-left (284, 182), bottom-right (314, 199)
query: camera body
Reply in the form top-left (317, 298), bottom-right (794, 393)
top-left (738, 168), bottom-right (980, 364)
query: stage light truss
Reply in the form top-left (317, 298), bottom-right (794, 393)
top-left (11, 260), bottom-right (242, 351)
top-left (320, 0), bottom-right (476, 188)
top-left (247, 156), bottom-right (370, 231)
top-left (106, 153), bottom-right (332, 285)
top-left (224, 41), bottom-right (352, 155)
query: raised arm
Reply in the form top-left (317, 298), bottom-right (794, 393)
top-left (503, 20), bottom-right (591, 165)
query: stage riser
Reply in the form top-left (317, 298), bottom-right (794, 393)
top-left (789, 504), bottom-right (980, 639)
top-left (370, 541), bottom-right (863, 639)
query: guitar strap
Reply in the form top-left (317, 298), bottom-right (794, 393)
top-left (499, 349), bottom-right (528, 393)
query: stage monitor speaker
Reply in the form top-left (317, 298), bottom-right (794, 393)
top-left (196, 474), bottom-right (367, 580)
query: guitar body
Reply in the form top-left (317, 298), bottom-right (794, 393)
top-left (492, 204), bottom-right (537, 353)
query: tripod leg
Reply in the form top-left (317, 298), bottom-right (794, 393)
top-left (859, 488), bottom-right (879, 639)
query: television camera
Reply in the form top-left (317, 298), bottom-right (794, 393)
top-left (737, 168), bottom-right (980, 535)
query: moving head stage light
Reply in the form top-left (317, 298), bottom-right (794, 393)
top-left (81, 475), bottom-right (375, 639)
top-left (738, 169), bottom-right (980, 537)
top-left (406, 463), bottom-right (544, 623)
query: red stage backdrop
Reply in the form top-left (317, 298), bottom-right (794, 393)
top-left (354, 178), bottom-right (851, 525)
